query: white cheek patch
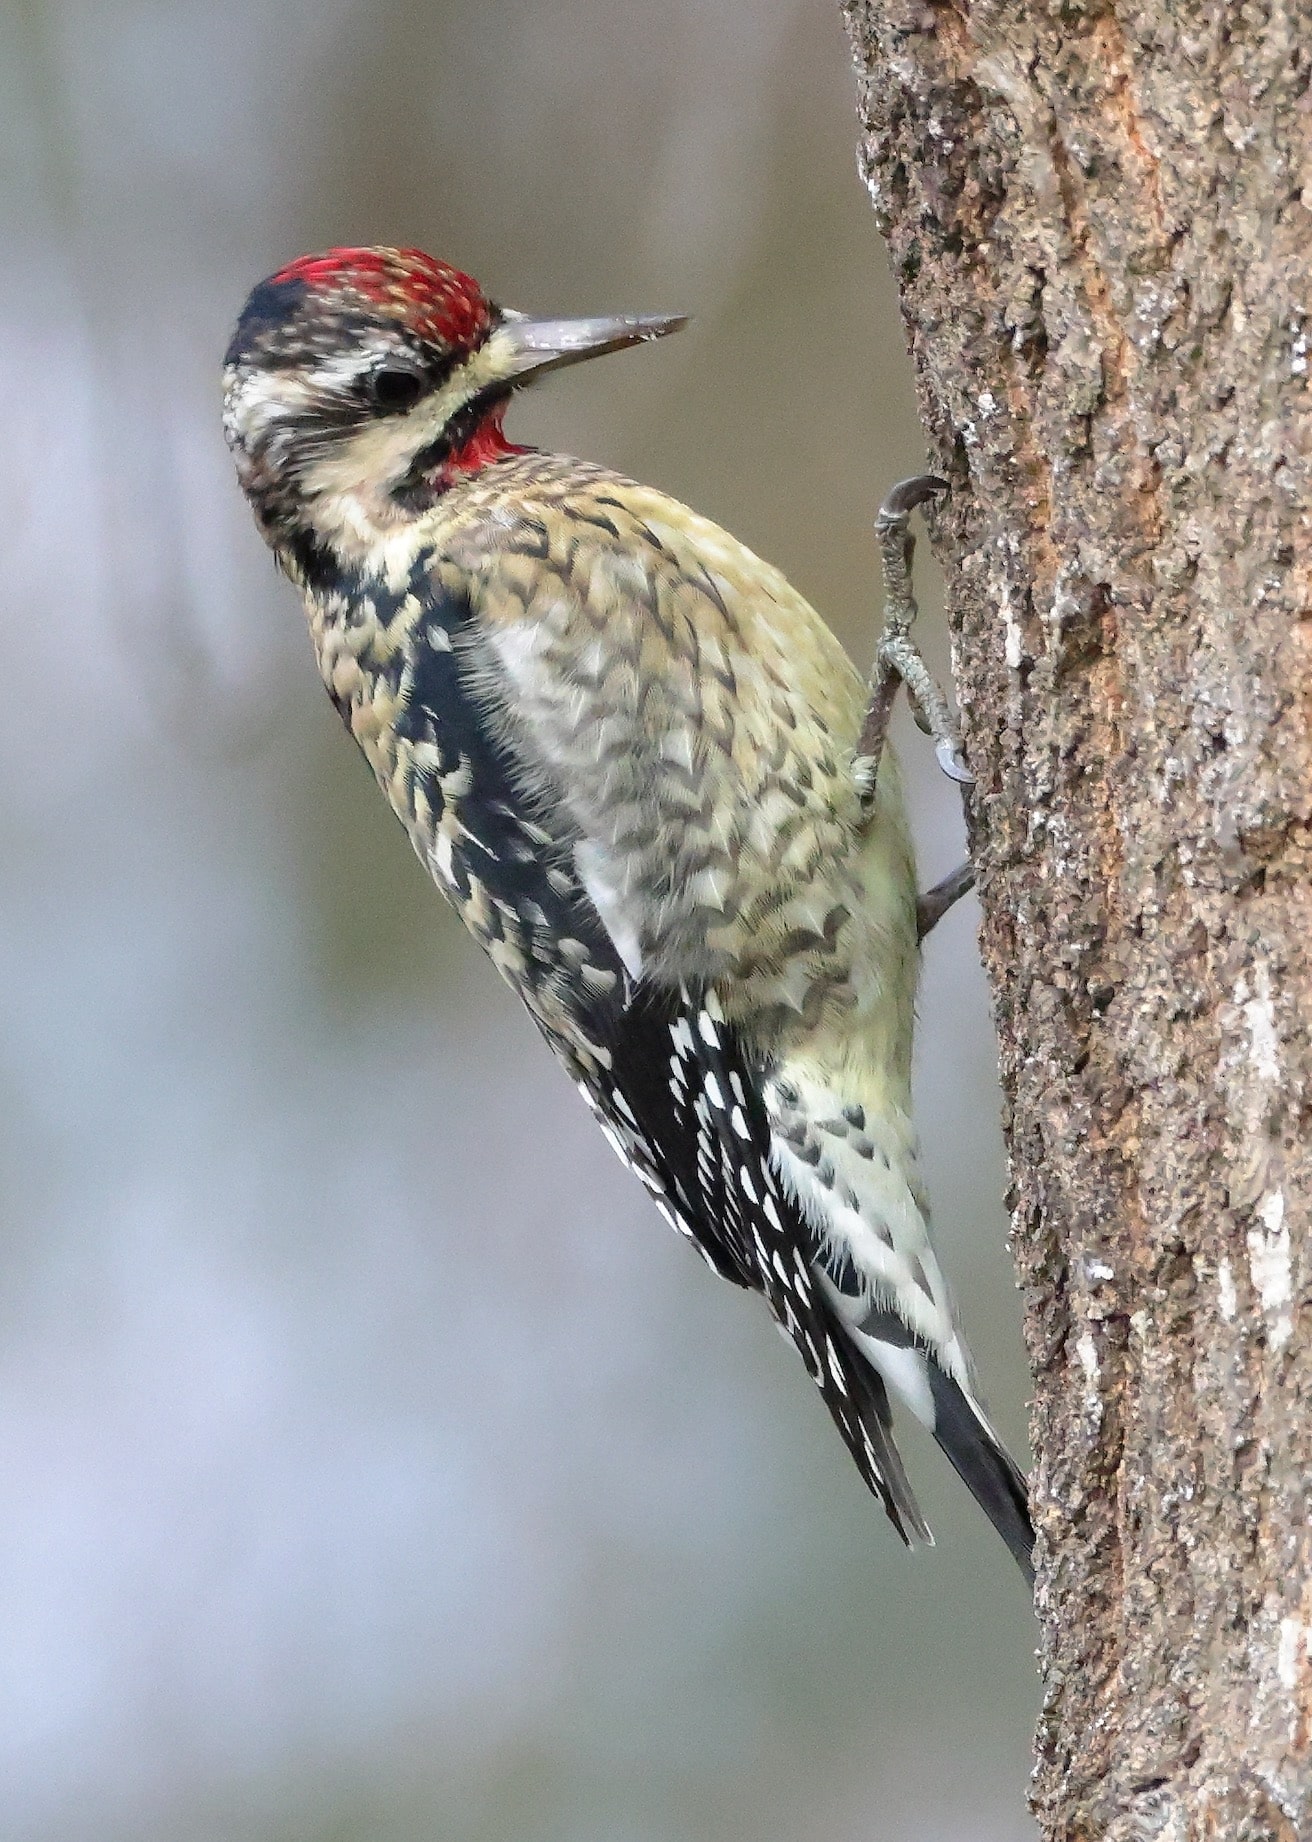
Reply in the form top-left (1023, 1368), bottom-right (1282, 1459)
top-left (227, 332), bottom-right (517, 572)
top-left (298, 418), bottom-right (427, 506)
top-left (227, 369), bottom-right (316, 446)
top-left (298, 358), bottom-right (500, 490)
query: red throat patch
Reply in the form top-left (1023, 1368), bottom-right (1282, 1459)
top-left (436, 403), bottom-right (521, 484)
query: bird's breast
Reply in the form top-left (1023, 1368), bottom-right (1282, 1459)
top-left (443, 464), bottom-right (920, 1052)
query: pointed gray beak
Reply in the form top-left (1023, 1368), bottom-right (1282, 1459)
top-left (489, 309), bottom-right (689, 384)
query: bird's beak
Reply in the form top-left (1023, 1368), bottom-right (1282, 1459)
top-left (488, 309), bottom-right (689, 385)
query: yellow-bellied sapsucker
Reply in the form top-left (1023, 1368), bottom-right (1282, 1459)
top-left (223, 246), bottom-right (1033, 1579)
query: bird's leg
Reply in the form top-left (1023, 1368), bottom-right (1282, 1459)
top-left (853, 474), bottom-right (975, 937)
top-left (854, 475), bottom-right (972, 806)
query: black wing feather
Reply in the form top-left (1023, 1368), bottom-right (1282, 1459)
top-left (628, 987), bottom-right (933, 1546)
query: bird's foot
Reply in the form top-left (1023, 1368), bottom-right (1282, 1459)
top-left (855, 475), bottom-right (972, 805)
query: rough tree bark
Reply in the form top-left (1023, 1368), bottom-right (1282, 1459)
top-left (840, 4), bottom-right (1312, 1838)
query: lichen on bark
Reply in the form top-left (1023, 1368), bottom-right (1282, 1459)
top-left (840, 2), bottom-right (1312, 1836)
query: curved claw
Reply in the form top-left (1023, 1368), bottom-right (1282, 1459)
top-left (935, 735), bottom-right (974, 784)
top-left (876, 473), bottom-right (949, 527)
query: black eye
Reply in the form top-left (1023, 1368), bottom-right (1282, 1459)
top-left (367, 363), bottom-right (426, 414)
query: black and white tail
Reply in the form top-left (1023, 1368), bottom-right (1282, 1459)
top-left (575, 974), bottom-right (1033, 1576)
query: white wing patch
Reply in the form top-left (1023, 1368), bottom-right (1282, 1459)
top-left (573, 839), bottom-right (644, 980)
top-left (850, 1331), bottom-right (936, 1430)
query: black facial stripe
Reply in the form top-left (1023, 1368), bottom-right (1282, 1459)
top-left (393, 386), bottom-right (512, 504)
top-left (425, 350), bottom-right (460, 392)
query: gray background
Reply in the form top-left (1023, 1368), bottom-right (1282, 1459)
top-left (2, 2), bottom-right (1036, 1837)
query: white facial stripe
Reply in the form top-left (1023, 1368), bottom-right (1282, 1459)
top-left (304, 343), bottom-right (396, 394)
top-left (224, 319), bottom-right (525, 569)
top-left (229, 311), bottom-right (519, 465)
top-left (297, 419), bottom-right (430, 514)
top-left (295, 339), bottom-right (512, 495)
top-left (225, 368), bottom-right (316, 444)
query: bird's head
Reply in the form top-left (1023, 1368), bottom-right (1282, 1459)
top-left (222, 245), bottom-right (685, 562)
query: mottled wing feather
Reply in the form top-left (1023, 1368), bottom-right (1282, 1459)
top-left (374, 561), bottom-right (622, 1054)
top-left (579, 968), bottom-right (933, 1544)
top-left (386, 565), bottom-right (760, 1287)
top-left (385, 568), bottom-right (933, 1541)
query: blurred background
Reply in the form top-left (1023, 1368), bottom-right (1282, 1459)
top-left (1, 2), bottom-right (1036, 1838)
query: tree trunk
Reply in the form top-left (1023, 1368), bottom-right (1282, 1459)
top-left (840, 4), bottom-right (1312, 1837)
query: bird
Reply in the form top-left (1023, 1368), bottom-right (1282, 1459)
top-left (222, 245), bottom-right (1034, 1579)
